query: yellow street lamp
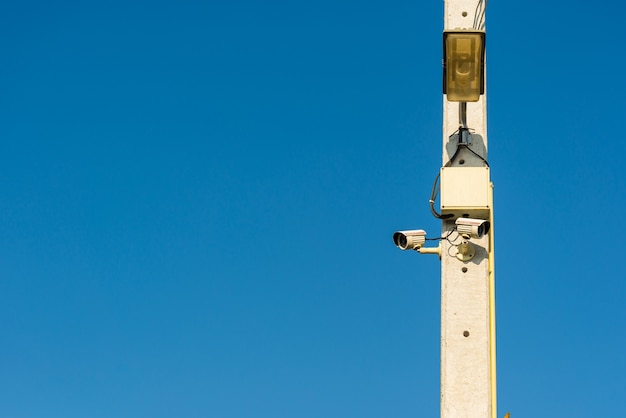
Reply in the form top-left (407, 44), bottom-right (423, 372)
top-left (443, 31), bottom-right (486, 102)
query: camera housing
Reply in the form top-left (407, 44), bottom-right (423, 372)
top-left (455, 217), bottom-right (490, 239)
top-left (393, 230), bottom-right (427, 250)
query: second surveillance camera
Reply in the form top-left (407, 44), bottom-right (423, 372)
top-left (455, 217), bottom-right (490, 239)
top-left (393, 230), bottom-right (426, 250)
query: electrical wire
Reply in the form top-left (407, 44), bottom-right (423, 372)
top-left (459, 102), bottom-right (468, 128)
top-left (429, 171), bottom-right (453, 219)
top-left (428, 139), bottom-right (464, 219)
top-left (431, 0), bottom-right (487, 220)
top-left (447, 243), bottom-right (458, 258)
top-left (428, 131), bottom-right (489, 220)
top-left (425, 228), bottom-right (455, 241)
top-left (465, 145), bottom-right (490, 167)
top-left (428, 141), bottom-right (464, 219)
top-left (473, 0), bottom-right (488, 30)
top-left (428, 230), bottom-right (460, 258)
top-left (445, 127), bottom-right (489, 167)
top-left (443, 228), bottom-right (463, 246)
top-left (444, 142), bottom-right (463, 167)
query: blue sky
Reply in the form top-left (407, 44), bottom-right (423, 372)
top-left (1, 1), bottom-right (625, 417)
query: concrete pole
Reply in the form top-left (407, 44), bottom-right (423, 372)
top-left (440, 1), bottom-right (495, 417)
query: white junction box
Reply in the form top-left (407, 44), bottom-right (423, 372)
top-left (440, 166), bottom-right (490, 218)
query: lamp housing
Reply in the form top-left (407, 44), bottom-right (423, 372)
top-left (443, 30), bottom-right (486, 102)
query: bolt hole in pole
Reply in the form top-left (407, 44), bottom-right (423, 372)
top-left (459, 159), bottom-right (465, 165)
top-left (461, 267), bottom-right (468, 273)
top-left (463, 331), bottom-right (470, 337)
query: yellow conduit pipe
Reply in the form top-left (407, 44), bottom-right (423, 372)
top-left (489, 182), bottom-right (497, 418)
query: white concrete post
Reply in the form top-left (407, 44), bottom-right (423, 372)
top-left (440, 1), bottom-right (495, 417)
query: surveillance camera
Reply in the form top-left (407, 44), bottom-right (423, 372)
top-left (455, 217), bottom-right (490, 239)
top-left (393, 230), bottom-right (427, 250)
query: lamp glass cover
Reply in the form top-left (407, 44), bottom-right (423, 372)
top-left (444, 32), bottom-right (485, 102)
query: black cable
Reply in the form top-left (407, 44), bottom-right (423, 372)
top-left (464, 145), bottom-right (490, 167)
top-left (445, 228), bottom-right (462, 245)
top-left (429, 137), bottom-right (466, 220)
top-left (449, 127), bottom-right (489, 167)
top-left (425, 227), bottom-right (458, 242)
top-left (429, 171), bottom-right (453, 219)
top-left (428, 138), bottom-right (488, 220)
top-left (447, 243), bottom-right (458, 258)
top-left (444, 144), bottom-right (463, 167)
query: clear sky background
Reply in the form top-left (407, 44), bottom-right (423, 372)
top-left (1, 1), bottom-right (625, 417)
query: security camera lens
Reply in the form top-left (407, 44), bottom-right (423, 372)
top-left (393, 232), bottom-right (408, 249)
top-left (475, 221), bottom-right (491, 238)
